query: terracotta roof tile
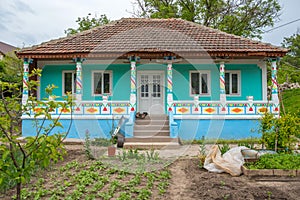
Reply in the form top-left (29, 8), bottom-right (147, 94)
top-left (17, 18), bottom-right (288, 58)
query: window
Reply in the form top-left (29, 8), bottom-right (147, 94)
top-left (225, 71), bottom-right (240, 95)
top-left (62, 71), bottom-right (76, 95)
top-left (190, 71), bottom-right (210, 95)
top-left (92, 71), bottom-right (112, 95)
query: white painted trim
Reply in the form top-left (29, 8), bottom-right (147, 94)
top-left (172, 100), bottom-right (272, 104)
top-left (261, 62), bottom-right (267, 101)
top-left (22, 115), bottom-right (130, 120)
top-left (62, 70), bottom-right (76, 96)
top-left (91, 70), bottom-right (113, 96)
top-left (225, 70), bottom-right (241, 96)
top-left (173, 115), bottom-right (262, 120)
top-left (189, 70), bottom-right (211, 96)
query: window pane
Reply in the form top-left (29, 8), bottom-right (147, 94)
top-left (191, 73), bottom-right (199, 94)
top-left (103, 73), bottom-right (110, 93)
top-left (225, 73), bottom-right (230, 94)
top-left (201, 73), bottom-right (208, 94)
top-left (231, 74), bottom-right (238, 94)
top-left (94, 73), bottom-right (102, 94)
top-left (64, 73), bottom-right (73, 94)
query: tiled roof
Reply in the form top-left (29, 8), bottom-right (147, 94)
top-left (17, 18), bottom-right (288, 59)
top-left (0, 41), bottom-right (16, 55)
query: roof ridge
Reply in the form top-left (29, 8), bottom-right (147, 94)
top-left (180, 19), bottom-right (288, 51)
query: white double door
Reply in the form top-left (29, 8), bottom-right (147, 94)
top-left (137, 71), bottom-right (165, 114)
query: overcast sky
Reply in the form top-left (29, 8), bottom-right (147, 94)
top-left (1, 0), bottom-right (300, 48)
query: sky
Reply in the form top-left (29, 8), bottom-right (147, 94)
top-left (1, 0), bottom-right (300, 48)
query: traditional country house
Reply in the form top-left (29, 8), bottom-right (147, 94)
top-left (17, 18), bottom-right (287, 147)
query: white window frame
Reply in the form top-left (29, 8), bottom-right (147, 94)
top-left (225, 70), bottom-right (241, 96)
top-left (62, 70), bottom-right (76, 96)
top-left (189, 70), bottom-right (211, 96)
top-left (91, 70), bottom-right (113, 96)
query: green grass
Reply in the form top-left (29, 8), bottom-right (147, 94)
top-left (281, 88), bottom-right (300, 117)
top-left (181, 138), bottom-right (261, 145)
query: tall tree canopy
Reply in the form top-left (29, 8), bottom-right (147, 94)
top-left (65, 13), bottom-right (110, 35)
top-left (278, 33), bottom-right (300, 84)
top-left (131, 0), bottom-right (281, 39)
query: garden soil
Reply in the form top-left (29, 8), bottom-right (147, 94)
top-left (164, 158), bottom-right (300, 200)
top-left (2, 145), bottom-right (299, 200)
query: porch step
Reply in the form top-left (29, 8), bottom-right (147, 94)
top-left (134, 124), bottom-right (169, 130)
top-left (125, 136), bottom-right (178, 143)
top-left (123, 142), bottom-right (180, 149)
top-left (133, 130), bottom-right (170, 137)
top-left (123, 114), bottom-right (180, 149)
top-left (135, 120), bottom-right (168, 125)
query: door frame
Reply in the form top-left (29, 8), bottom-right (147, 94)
top-left (136, 70), bottom-right (165, 114)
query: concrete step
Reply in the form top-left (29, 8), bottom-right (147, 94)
top-left (123, 142), bottom-right (180, 150)
top-left (135, 114), bottom-right (168, 121)
top-left (135, 120), bottom-right (169, 125)
top-left (125, 136), bottom-right (178, 143)
top-left (134, 130), bottom-right (170, 137)
top-left (134, 124), bottom-right (169, 130)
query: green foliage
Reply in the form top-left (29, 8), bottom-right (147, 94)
top-left (246, 153), bottom-right (300, 170)
top-left (279, 33), bottom-right (300, 84)
top-left (198, 142), bottom-right (206, 169)
top-left (281, 88), bottom-right (300, 118)
top-left (0, 70), bottom-right (72, 199)
top-left (132, 0), bottom-right (281, 39)
top-left (0, 51), bottom-right (22, 83)
top-left (65, 13), bottom-right (110, 35)
top-left (218, 143), bottom-right (230, 155)
top-left (9, 157), bottom-right (171, 200)
top-left (84, 130), bottom-right (95, 160)
top-left (259, 112), bottom-right (299, 151)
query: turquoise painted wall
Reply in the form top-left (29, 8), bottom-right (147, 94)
top-left (40, 63), bottom-right (262, 101)
top-left (172, 64), bottom-right (219, 100)
top-left (224, 64), bottom-right (262, 101)
top-left (41, 65), bottom-right (76, 99)
top-left (172, 64), bottom-right (262, 101)
top-left (41, 64), bottom-right (131, 100)
top-left (82, 64), bottom-right (130, 101)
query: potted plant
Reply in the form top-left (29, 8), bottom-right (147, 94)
top-left (107, 117), bottom-right (117, 156)
top-left (107, 135), bottom-right (117, 156)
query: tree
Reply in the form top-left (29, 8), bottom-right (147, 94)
top-left (130, 0), bottom-right (281, 39)
top-left (0, 51), bottom-right (22, 84)
top-left (278, 33), bottom-right (300, 84)
top-left (0, 70), bottom-right (73, 200)
top-left (65, 13), bottom-right (110, 35)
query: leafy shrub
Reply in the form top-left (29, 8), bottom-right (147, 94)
top-left (246, 153), bottom-right (300, 170)
top-left (259, 113), bottom-right (299, 151)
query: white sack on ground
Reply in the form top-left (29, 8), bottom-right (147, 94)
top-left (204, 145), bottom-right (248, 176)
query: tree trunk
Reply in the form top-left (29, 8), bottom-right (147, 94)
top-left (16, 182), bottom-right (21, 200)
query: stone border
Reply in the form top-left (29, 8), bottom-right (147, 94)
top-left (241, 166), bottom-right (299, 177)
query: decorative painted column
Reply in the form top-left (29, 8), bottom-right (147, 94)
top-left (271, 59), bottom-right (279, 112)
top-left (75, 58), bottom-right (83, 101)
top-left (219, 62), bottom-right (226, 113)
top-left (22, 58), bottom-right (29, 105)
top-left (167, 61), bottom-right (174, 112)
top-left (130, 56), bottom-right (137, 112)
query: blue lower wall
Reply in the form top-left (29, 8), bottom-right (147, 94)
top-left (175, 119), bottom-right (260, 140)
top-left (22, 119), bottom-right (125, 139)
top-left (22, 119), bottom-right (260, 140)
